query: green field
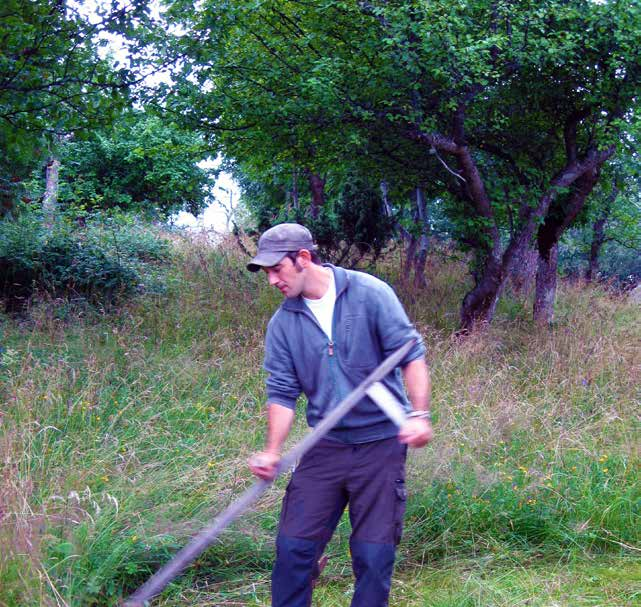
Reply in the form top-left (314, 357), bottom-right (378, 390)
top-left (1, 237), bottom-right (639, 606)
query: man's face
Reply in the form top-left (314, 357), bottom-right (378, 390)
top-left (262, 255), bottom-right (305, 298)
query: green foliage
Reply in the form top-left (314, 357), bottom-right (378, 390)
top-left (0, 208), bottom-right (170, 307)
top-left (156, 0), bottom-right (641, 322)
top-left (50, 112), bottom-right (214, 217)
top-left (238, 165), bottom-right (395, 265)
top-left (560, 229), bottom-right (641, 286)
top-left (0, 0), bottom-right (149, 204)
top-left (559, 159), bottom-right (641, 285)
top-left (332, 175), bottom-right (396, 258)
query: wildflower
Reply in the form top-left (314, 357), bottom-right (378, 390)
top-left (603, 468), bottom-right (609, 473)
top-left (101, 475), bottom-right (109, 482)
top-left (571, 466), bottom-right (577, 472)
top-left (599, 455), bottom-right (608, 463)
top-left (132, 535), bottom-right (138, 542)
top-left (208, 462), bottom-right (215, 468)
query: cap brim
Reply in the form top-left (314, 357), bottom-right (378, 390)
top-left (246, 251), bottom-right (287, 272)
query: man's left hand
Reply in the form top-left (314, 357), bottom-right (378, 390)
top-left (398, 418), bottom-right (433, 448)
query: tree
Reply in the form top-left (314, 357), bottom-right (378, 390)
top-left (157, 0), bottom-right (641, 328)
top-left (55, 112), bottom-right (214, 217)
top-left (232, 160), bottom-right (395, 266)
top-left (0, 0), bottom-right (150, 211)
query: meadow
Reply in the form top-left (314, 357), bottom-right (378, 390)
top-left (1, 234), bottom-right (639, 606)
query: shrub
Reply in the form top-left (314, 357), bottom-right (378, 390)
top-left (0, 207), bottom-right (171, 308)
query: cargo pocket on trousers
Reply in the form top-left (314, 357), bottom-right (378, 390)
top-left (394, 478), bottom-right (407, 545)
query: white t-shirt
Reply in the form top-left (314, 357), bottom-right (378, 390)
top-left (303, 270), bottom-right (336, 340)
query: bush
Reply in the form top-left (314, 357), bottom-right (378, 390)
top-left (0, 207), bottom-right (171, 308)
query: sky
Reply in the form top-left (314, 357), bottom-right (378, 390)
top-left (172, 158), bottom-right (241, 233)
top-left (76, 0), bottom-right (241, 232)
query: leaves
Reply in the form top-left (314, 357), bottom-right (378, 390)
top-left (55, 111), bottom-right (214, 217)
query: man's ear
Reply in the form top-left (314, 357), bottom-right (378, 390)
top-left (297, 249), bottom-right (312, 267)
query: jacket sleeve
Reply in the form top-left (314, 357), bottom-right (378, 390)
top-left (263, 313), bottom-right (302, 410)
top-left (374, 281), bottom-right (426, 366)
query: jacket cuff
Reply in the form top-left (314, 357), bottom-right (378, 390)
top-left (266, 395), bottom-right (297, 410)
top-left (400, 340), bottom-right (426, 367)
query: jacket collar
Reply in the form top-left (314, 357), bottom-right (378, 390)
top-left (281, 264), bottom-right (348, 312)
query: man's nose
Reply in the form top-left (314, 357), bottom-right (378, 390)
top-left (268, 271), bottom-right (279, 286)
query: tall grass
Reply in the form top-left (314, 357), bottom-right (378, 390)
top-left (0, 235), bottom-right (639, 606)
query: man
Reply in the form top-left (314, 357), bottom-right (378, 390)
top-left (247, 223), bottom-right (433, 607)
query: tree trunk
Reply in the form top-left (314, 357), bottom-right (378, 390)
top-left (42, 156), bottom-right (60, 224)
top-left (413, 187), bottom-right (429, 288)
top-left (306, 171), bottom-right (325, 219)
top-left (380, 180), bottom-right (392, 217)
top-left (381, 180), bottom-right (411, 242)
top-left (586, 185), bottom-right (616, 282)
top-left (532, 166), bottom-right (602, 322)
top-left (292, 168), bottom-right (299, 211)
top-left (460, 255), bottom-right (506, 329)
top-left (403, 236), bottom-right (418, 282)
top-left (533, 242), bottom-right (558, 324)
top-left (586, 215), bottom-right (607, 282)
top-left (508, 242), bottom-right (538, 297)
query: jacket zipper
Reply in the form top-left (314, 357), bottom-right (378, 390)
top-left (290, 269), bottom-right (347, 411)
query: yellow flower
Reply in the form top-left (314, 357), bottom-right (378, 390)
top-left (101, 475), bottom-right (109, 482)
top-left (132, 535), bottom-right (138, 542)
top-left (602, 468), bottom-right (609, 473)
top-left (208, 462), bottom-right (215, 468)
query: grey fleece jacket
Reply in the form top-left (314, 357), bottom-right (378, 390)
top-left (263, 264), bottom-right (426, 444)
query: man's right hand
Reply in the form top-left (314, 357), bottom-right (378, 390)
top-left (248, 451), bottom-right (281, 480)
